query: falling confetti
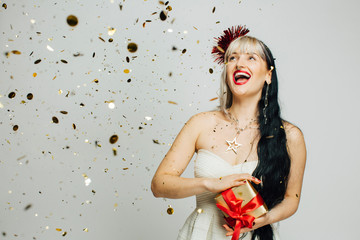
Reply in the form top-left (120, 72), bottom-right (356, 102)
top-left (108, 102), bottom-right (115, 109)
top-left (33, 73), bottom-right (37, 77)
top-left (13, 125), bottom-right (19, 131)
top-left (168, 100), bottom-right (177, 105)
top-left (83, 228), bottom-right (89, 232)
top-left (108, 38), bottom-right (113, 42)
top-left (27, 93), bottom-right (33, 100)
top-left (127, 43), bottom-right (138, 53)
top-left (60, 59), bottom-right (68, 64)
top-left (66, 15), bottom-right (78, 26)
top-left (11, 50), bottom-right (21, 55)
top-left (24, 204), bottom-right (32, 211)
top-left (209, 97), bottom-right (218, 101)
top-left (109, 135), bottom-right (118, 144)
top-left (167, 205), bottom-right (174, 215)
top-left (209, 68), bottom-right (214, 74)
top-left (52, 116), bottom-right (59, 124)
top-left (2, 3), bottom-right (7, 9)
top-left (8, 92), bottom-right (16, 99)
top-left (108, 27), bottom-right (116, 36)
top-left (123, 69), bottom-right (130, 74)
top-left (182, 49), bottom-right (187, 54)
top-left (112, 148), bottom-right (117, 156)
top-left (160, 11), bottom-right (167, 21)
top-left (34, 59), bottom-right (41, 64)
top-left (197, 208), bottom-right (203, 213)
top-left (60, 111), bottom-right (68, 114)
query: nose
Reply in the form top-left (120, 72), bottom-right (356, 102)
top-left (236, 56), bottom-right (246, 70)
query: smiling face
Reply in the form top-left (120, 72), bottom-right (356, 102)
top-left (225, 36), bottom-right (272, 98)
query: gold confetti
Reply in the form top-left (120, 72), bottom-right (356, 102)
top-left (112, 147), bottom-right (117, 156)
top-left (13, 125), bottom-right (18, 131)
top-left (109, 135), bottom-right (118, 144)
top-left (62, 231), bottom-right (67, 236)
top-left (167, 205), bottom-right (174, 215)
top-left (212, 6), bottom-right (216, 13)
top-left (98, 36), bottom-right (105, 42)
top-left (153, 139), bottom-right (159, 144)
top-left (8, 92), bottom-right (16, 99)
top-left (108, 27), bottom-right (116, 36)
top-left (52, 116), bottom-right (59, 124)
top-left (182, 49), bottom-right (187, 54)
top-left (34, 59), bottom-right (41, 64)
top-left (168, 101), bottom-right (177, 105)
top-left (33, 73), bottom-right (37, 77)
top-left (123, 168), bottom-right (128, 170)
top-left (11, 50), bottom-right (21, 55)
top-left (166, 6), bottom-right (172, 11)
top-left (209, 68), bottom-right (213, 74)
top-left (24, 204), bottom-right (32, 211)
top-left (209, 97), bottom-right (218, 101)
top-left (60, 111), bottom-right (68, 114)
top-left (197, 208), bottom-right (203, 213)
top-left (127, 42), bottom-right (138, 53)
top-left (72, 123), bottom-right (76, 129)
top-left (123, 69), bottom-right (130, 74)
top-left (27, 93), bottom-right (33, 100)
top-left (83, 228), bottom-right (88, 232)
top-left (108, 38), bottom-right (113, 42)
top-left (56, 228), bottom-right (62, 231)
top-left (160, 10), bottom-right (167, 21)
top-left (66, 15), bottom-right (78, 26)
top-left (60, 59), bottom-right (68, 64)
top-left (2, 3), bottom-right (7, 9)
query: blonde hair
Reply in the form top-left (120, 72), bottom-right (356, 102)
top-left (216, 36), bottom-right (270, 119)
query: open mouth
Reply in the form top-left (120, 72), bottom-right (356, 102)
top-left (233, 71), bottom-right (251, 85)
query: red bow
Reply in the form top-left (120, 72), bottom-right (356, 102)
top-left (216, 189), bottom-right (264, 240)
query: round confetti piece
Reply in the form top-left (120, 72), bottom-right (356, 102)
top-left (127, 42), bottom-right (138, 53)
top-left (124, 69), bottom-right (130, 74)
top-left (66, 15), bottom-right (78, 26)
top-left (33, 73), bottom-right (37, 77)
top-left (52, 116), bottom-right (59, 124)
top-left (13, 125), bottom-right (19, 131)
top-left (167, 205), bottom-right (174, 215)
top-left (108, 38), bottom-right (113, 42)
top-left (160, 10), bottom-right (167, 21)
top-left (209, 68), bottom-right (213, 74)
top-left (8, 92), bottom-right (16, 99)
top-left (27, 93), bottom-right (33, 100)
top-left (109, 135), bottom-right (118, 144)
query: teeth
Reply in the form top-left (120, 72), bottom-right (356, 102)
top-left (235, 72), bottom-right (250, 78)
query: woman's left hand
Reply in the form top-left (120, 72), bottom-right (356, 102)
top-left (222, 215), bottom-right (268, 236)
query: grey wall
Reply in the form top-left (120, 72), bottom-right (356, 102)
top-left (1, 0), bottom-right (359, 239)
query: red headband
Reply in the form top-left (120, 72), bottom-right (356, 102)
top-left (211, 25), bottom-right (250, 64)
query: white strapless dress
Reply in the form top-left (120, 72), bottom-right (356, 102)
top-left (177, 149), bottom-right (280, 240)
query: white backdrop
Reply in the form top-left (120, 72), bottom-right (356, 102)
top-left (1, 0), bottom-right (360, 239)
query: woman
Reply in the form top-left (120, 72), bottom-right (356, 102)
top-left (151, 26), bottom-right (306, 240)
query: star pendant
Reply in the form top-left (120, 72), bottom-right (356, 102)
top-left (226, 137), bottom-right (242, 154)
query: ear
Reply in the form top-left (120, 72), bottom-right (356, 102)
top-left (266, 66), bottom-right (274, 84)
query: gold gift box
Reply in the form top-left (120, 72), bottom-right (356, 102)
top-left (215, 180), bottom-right (268, 219)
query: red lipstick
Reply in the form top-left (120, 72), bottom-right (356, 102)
top-left (233, 70), bottom-right (251, 85)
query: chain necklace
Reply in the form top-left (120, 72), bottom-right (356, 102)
top-left (225, 111), bottom-right (259, 154)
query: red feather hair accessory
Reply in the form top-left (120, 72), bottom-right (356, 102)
top-left (211, 25), bottom-right (250, 64)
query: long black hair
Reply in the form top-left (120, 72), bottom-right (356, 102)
top-left (251, 40), bottom-right (291, 240)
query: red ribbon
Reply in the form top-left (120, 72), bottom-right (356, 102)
top-left (216, 188), bottom-right (264, 240)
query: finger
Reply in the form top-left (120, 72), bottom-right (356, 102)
top-left (222, 224), bottom-right (233, 232)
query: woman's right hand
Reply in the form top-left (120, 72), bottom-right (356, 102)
top-left (204, 173), bottom-right (261, 193)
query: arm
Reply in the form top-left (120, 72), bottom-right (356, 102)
top-left (151, 112), bottom-right (260, 199)
top-left (225, 124), bottom-right (307, 234)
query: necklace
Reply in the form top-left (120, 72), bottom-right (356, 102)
top-left (225, 111), bottom-right (258, 154)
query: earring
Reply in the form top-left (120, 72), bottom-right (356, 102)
top-left (263, 83), bottom-right (269, 124)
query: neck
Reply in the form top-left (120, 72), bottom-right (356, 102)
top-left (228, 95), bottom-right (260, 124)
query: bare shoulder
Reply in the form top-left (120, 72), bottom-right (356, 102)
top-left (283, 121), bottom-right (306, 161)
top-left (186, 110), bottom-right (223, 127)
top-left (282, 121), bottom-right (305, 145)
